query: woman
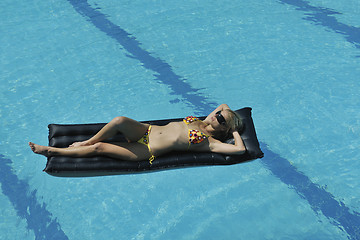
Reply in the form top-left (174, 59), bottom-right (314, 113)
top-left (29, 104), bottom-right (246, 163)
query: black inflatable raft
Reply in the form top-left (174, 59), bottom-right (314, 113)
top-left (44, 107), bottom-right (263, 177)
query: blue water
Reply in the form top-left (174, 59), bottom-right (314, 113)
top-left (1, 0), bottom-right (359, 239)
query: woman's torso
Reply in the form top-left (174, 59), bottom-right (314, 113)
top-left (149, 119), bottom-right (210, 155)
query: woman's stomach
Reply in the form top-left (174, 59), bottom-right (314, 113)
top-left (149, 122), bottom-right (189, 155)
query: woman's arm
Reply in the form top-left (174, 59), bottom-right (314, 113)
top-left (208, 131), bottom-right (246, 155)
top-left (204, 104), bottom-right (231, 122)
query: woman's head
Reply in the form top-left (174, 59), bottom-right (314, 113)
top-left (212, 109), bottom-right (243, 140)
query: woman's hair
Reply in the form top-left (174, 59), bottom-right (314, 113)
top-left (214, 109), bottom-right (244, 141)
top-left (225, 109), bottom-right (243, 133)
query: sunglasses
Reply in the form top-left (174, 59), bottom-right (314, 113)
top-left (215, 111), bottom-right (227, 125)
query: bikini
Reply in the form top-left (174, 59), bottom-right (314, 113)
top-left (137, 125), bottom-right (155, 164)
top-left (137, 116), bottom-right (209, 165)
top-left (183, 116), bottom-right (209, 147)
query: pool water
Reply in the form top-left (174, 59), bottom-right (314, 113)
top-left (1, 0), bottom-right (359, 239)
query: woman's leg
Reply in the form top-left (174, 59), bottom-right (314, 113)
top-left (29, 141), bottom-right (151, 161)
top-left (70, 116), bottom-right (149, 147)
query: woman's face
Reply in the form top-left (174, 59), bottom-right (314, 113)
top-left (210, 110), bottom-right (229, 131)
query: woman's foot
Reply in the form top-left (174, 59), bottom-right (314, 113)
top-left (69, 140), bottom-right (91, 148)
top-left (29, 142), bottom-right (50, 157)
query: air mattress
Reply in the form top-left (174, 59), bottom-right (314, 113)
top-left (44, 107), bottom-right (263, 177)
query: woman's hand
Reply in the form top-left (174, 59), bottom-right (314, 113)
top-left (231, 129), bottom-right (239, 136)
top-left (207, 129), bottom-right (245, 155)
top-left (232, 130), bottom-right (245, 150)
